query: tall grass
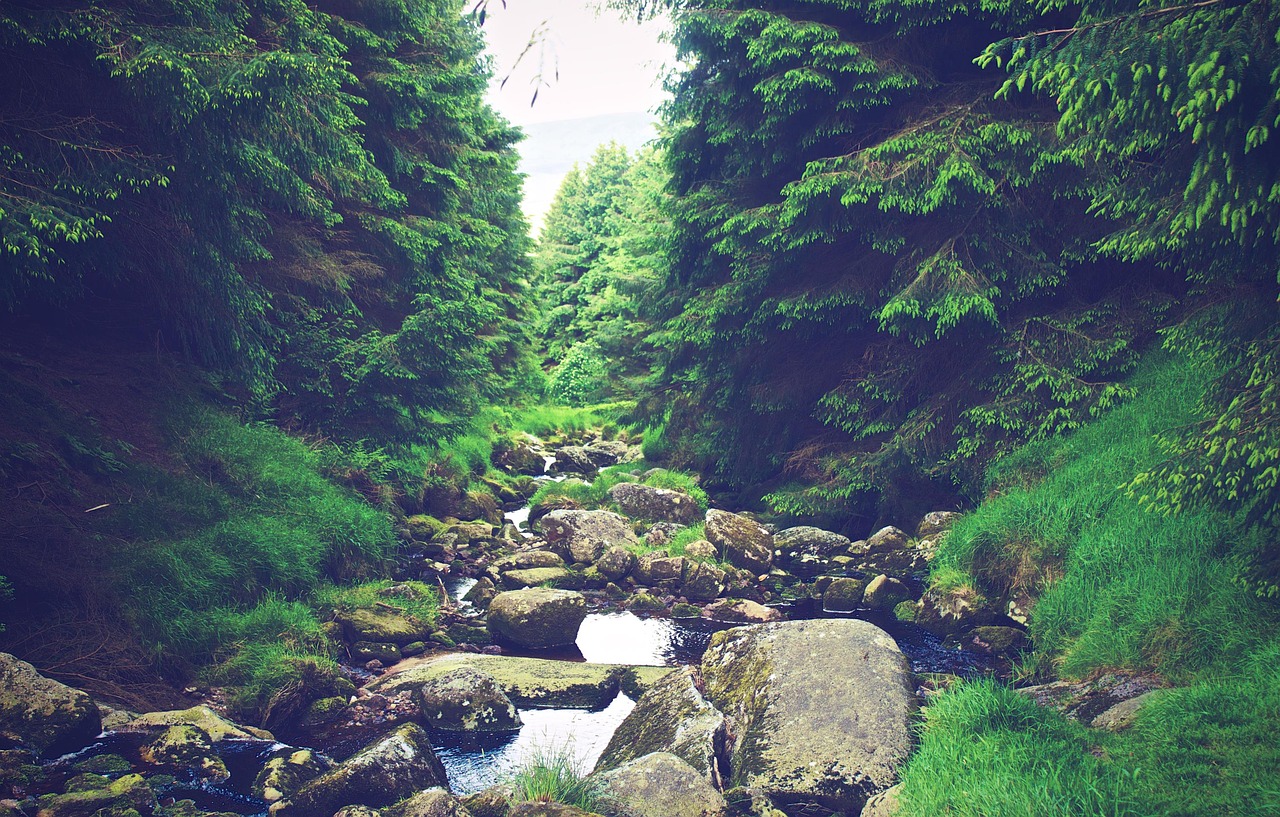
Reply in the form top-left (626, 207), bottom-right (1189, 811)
top-left (508, 402), bottom-right (633, 438)
top-left (505, 743), bottom-right (601, 811)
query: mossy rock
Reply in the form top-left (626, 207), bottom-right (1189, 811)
top-left (254, 748), bottom-right (332, 803)
top-left (822, 578), bottom-right (866, 612)
top-left (417, 667), bottom-right (521, 733)
top-left (893, 600), bottom-right (919, 623)
top-left (861, 575), bottom-right (912, 610)
top-left (0, 652), bottom-right (101, 757)
top-left (671, 603), bottom-right (702, 619)
top-left (351, 641), bottom-right (402, 664)
top-left (299, 697), bottom-right (348, 729)
top-left (406, 515), bottom-right (447, 541)
top-left (371, 654), bottom-right (625, 709)
top-left (591, 752), bottom-right (727, 817)
top-left (139, 724), bottom-right (228, 779)
top-left (445, 623), bottom-right (491, 647)
top-left (625, 593), bottom-right (667, 613)
top-left (123, 706), bottom-right (271, 742)
top-left (499, 567), bottom-right (572, 590)
top-left (595, 668), bottom-right (725, 780)
top-left (486, 588), bottom-right (587, 649)
top-left (460, 784), bottom-right (514, 817)
top-left (36, 773), bottom-right (156, 817)
top-left (384, 788), bottom-right (470, 817)
top-left (335, 608), bottom-right (432, 646)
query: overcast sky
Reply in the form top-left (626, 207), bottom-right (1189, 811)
top-left (479, 1), bottom-right (676, 127)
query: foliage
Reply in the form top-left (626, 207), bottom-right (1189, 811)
top-left (312, 580), bottom-right (440, 628)
top-left (508, 402), bottom-right (635, 438)
top-left (0, 0), bottom-right (537, 444)
top-left (533, 143), bottom-right (670, 401)
top-left (505, 743), bottom-right (602, 812)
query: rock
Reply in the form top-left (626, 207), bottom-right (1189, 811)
top-left (528, 494), bottom-right (585, 527)
top-left (456, 492), bottom-right (502, 527)
top-left (915, 585), bottom-right (995, 636)
top-left (490, 550), bottom-right (566, 572)
top-left (335, 608), bottom-right (432, 646)
top-left (822, 578), bottom-right (866, 612)
top-left (499, 567), bottom-right (572, 589)
top-left (351, 641), bottom-right (402, 664)
top-left (123, 705), bottom-right (271, 741)
top-left (542, 510), bottom-right (638, 564)
top-left (594, 546), bottom-right (637, 581)
top-left (495, 439), bottom-right (546, 475)
top-left (633, 553), bottom-right (685, 586)
top-left (273, 723), bottom-right (446, 817)
top-left (462, 577), bottom-right (497, 609)
top-left (595, 668), bottom-right (726, 781)
top-left (866, 526), bottom-right (910, 553)
top-left (704, 510), bottom-right (773, 575)
top-left (606, 483), bottom-right (701, 525)
top-left (406, 515), bottom-right (448, 541)
top-left (372, 654), bottom-right (624, 709)
top-left (774, 527), bottom-right (852, 563)
top-left (506, 804), bottom-right (602, 817)
top-left (1090, 690), bottom-right (1164, 731)
top-left (96, 705), bottom-right (138, 732)
top-left (592, 752), bottom-right (726, 817)
top-left (417, 666), bottom-right (521, 733)
top-left (460, 785), bottom-right (515, 817)
top-left (893, 600), bottom-right (919, 623)
top-left (680, 561), bottom-right (726, 603)
top-left (671, 603), bottom-right (702, 618)
top-left (34, 773), bottom-right (155, 817)
top-left (699, 620), bottom-right (914, 814)
top-left (254, 749), bottom-right (332, 803)
top-left (548, 446), bottom-right (597, 474)
top-left (385, 788), bottom-right (472, 817)
top-left (1018, 671), bottom-right (1168, 725)
top-left (487, 588), bottom-right (588, 649)
top-left (861, 783), bottom-right (902, 817)
top-left (139, 724), bottom-right (227, 779)
top-left (332, 808), bottom-right (380, 817)
top-left (916, 511), bottom-right (962, 540)
top-left (683, 540), bottom-right (718, 561)
top-left (0, 653), bottom-right (101, 757)
top-left (862, 575), bottom-right (913, 610)
top-left (702, 599), bottom-right (782, 624)
top-left (583, 439), bottom-right (632, 467)
top-left (959, 625), bottom-right (1027, 656)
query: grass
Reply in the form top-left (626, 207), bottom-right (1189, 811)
top-left (530, 464), bottom-right (709, 517)
top-left (895, 347), bottom-right (1280, 816)
top-left (508, 402), bottom-right (634, 438)
top-left (505, 743), bottom-right (602, 811)
top-left (312, 579), bottom-right (440, 626)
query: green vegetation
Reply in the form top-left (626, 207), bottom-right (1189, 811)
top-left (529, 464), bottom-right (708, 517)
top-left (504, 743), bottom-right (602, 812)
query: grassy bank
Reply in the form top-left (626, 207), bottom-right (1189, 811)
top-left (895, 348), bottom-right (1280, 815)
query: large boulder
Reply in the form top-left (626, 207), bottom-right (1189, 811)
top-left (633, 553), bottom-right (685, 586)
top-left (335, 607), bottom-right (432, 646)
top-left (592, 752), bottom-right (727, 817)
top-left (34, 772), bottom-right (156, 817)
top-left (487, 588), bottom-right (588, 649)
top-left (583, 439), bottom-right (633, 466)
top-left (700, 620), bottom-right (914, 814)
top-left (773, 527), bottom-right (852, 563)
top-left (541, 510), bottom-right (637, 564)
top-left (680, 561), bottom-right (726, 603)
top-left (594, 545), bottom-right (637, 581)
top-left (595, 668), bottom-right (726, 781)
top-left (417, 666), bottom-right (521, 733)
top-left (385, 788), bottom-right (473, 817)
top-left (123, 705), bottom-right (271, 741)
top-left (272, 723), bottom-right (446, 817)
top-left (0, 653), bottom-right (101, 757)
top-left (915, 585), bottom-right (996, 636)
top-left (704, 510), bottom-right (773, 575)
top-left (606, 483), bottom-right (701, 525)
top-left (548, 446), bottom-right (597, 474)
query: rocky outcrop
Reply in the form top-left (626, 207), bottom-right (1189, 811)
top-left (592, 752), bottom-right (727, 817)
top-left (704, 510), bottom-right (773, 575)
top-left (0, 652), bottom-right (101, 757)
top-left (595, 667), bottom-right (727, 781)
top-left (272, 723), bottom-right (446, 817)
top-left (606, 483), bottom-right (701, 525)
top-left (699, 620), bottom-right (914, 815)
top-left (541, 510), bottom-right (637, 564)
top-left (915, 585), bottom-right (995, 636)
top-left (487, 588), bottom-right (588, 649)
top-left (417, 666), bottom-right (521, 733)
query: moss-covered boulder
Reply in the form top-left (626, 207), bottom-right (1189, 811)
top-left (774, 526), bottom-right (852, 563)
top-left (462, 577), bottom-right (497, 609)
top-left (254, 749), bottom-right (332, 803)
top-left (459, 785), bottom-right (514, 817)
top-left (499, 567), bottom-right (572, 590)
top-left (862, 575), bottom-right (913, 610)
top-left (606, 483), bottom-right (701, 525)
top-left (272, 723), bottom-right (446, 817)
top-left (821, 578), bottom-right (866, 612)
top-left (702, 599), bottom-right (781, 624)
top-left (122, 705), bottom-right (271, 742)
top-left (958, 625), bottom-right (1028, 656)
top-left (594, 545), bottom-right (636, 581)
top-left (592, 752), bottom-right (726, 817)
top-left (335, 608), bottom-right (432, 646)
top-left (371, 654), bottom-right (625, 709)
top-left (506, 804), bottom-right (602, 817)
top-left (679, 561), bottom-right (725, 603)
top-left (351, 641), bottom-right (402, 664)
top-left (700, 620), bottom-right (914, 815)
top-left (139, 724), bottom-right (227, 779)
top-left (624, 593), bottom-right (667, 613)
top-left (487, 588), bottom-right (587, 649)
top-left (35, 773), bottom-right (155, 817)
top-left (633, 553), bottom-right (685, 586)
top-left (916, 511), bottom-right (962, 540)
top-left (541, 510), bottom-right (637, 564)
top-left (683, 540), bottom-right (718, 561)
top-left (0, 652), bottom-right (101, 757)
top-left (704, 510), bottom-right (773, 576)
top-left (417, 667), bottom-right (521, 733)
top-left (595, 668), bottom-right (726, 780)
top-left (384, 788), bottom-right (471, 817)
top-left (915, 585), bottom-right (996, 636)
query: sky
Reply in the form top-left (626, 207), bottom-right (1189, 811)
top-left (478, 1), bottom-right (676, 128)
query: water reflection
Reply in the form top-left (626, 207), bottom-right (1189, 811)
top-left (433, 693), bottom-right (635, 796)
top-left (576, 611), bottom-right (729, 666)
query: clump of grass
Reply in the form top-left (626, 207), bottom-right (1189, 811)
top-left (509, 402), bottom-right (634, 438)
top-left (506, 743), bottom-right (601, 811)
top-left (313, 579), bottom-right (439, 627)
top-left (667, 523), bottom-right (707, 558)
top-left (895, 680), bottom-right (1139, 817)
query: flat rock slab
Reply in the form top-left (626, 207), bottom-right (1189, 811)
top-left (371, 654), bottom-right (675, 709)
top-left (700, 619), bottom-right (914, 815)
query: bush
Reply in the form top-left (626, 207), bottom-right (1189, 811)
top-left (547, 341), bottom-right (610, 406)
